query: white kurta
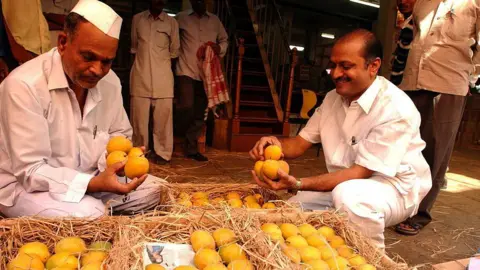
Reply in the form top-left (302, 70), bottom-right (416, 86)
top-left (295, 76), bottom-right (433, 248)
top-left (0, 48), bottom-right (132, 207)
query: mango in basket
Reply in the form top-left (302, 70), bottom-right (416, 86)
top-left (349, 254), bottom-right (367, 266)
top-left (18, 241), bottom-right (51, 263)
top-left (226, 192), bottom-right (241, 200)
top-left (191, 230), bottom-right (216, 252)
top-left (318, 246), bottom-right (338, 260)
top-left (253, 194), bottom-right (263, 203)
top-left (145, 264), bottom-right (166, 270)
top-left (106, 136), bottom-right (133, 154)
top-left (253, 160), bottom-right (264, 180)
top-left (127, 147), bottom-right (144, 158)
top-left (317, 226), bottom-right (336, 241)
top-left (227, 260), bottom-right (253, 270)
top-left (178, 199), bottom-right (193, 208)
top-left (298, 224), bottom-right (317, 238)
top-left (211, 197), bottom-right (225, 205)
top-left (192, 192), bottom-right (208, 200)
top-left (298, 246), bottom-right (322, 262)
top-left (89, 241), bottom-right (112, 252)
top-left (219, 243), bottom-right (247, 264)
top-left (286, 235), bottom-right (308, 249)
top-left (55, 237), bottom-right (87, 254)
top-left (227, 198), bottom-right (243, 208)
top-left (194, 248), bottom-right (222, 269)
top-left (124, 156), bottom-right (149, 179)
top-left (261, 223), bottom-right (283, 241)
top-left (7, 253), bottom-right (44, 270)
top-left (281, 245), bottom-right (301, 263)
top-left (81, 251), bottom-right (107, 266)
top-left (306, 234), bottom-right (328, 248)
top-left (304, 259), bottom-right (330, 270)
top-left (192, 198), bottom-right (209, 207)
top-left (264, 145), bottom-right (282, 160)
top-left (81, 262), bottom-right (106, 270)
top-left (326, 256), bottom-right (350, 270)
top-left (357, 264), bottom-right (376, 270)
top-left (336, 245), bottom-right (354, 259)
top-left (329, 235), bottom-right (345, 249)
top-left (178, 192), bottom-right (191, 200)
top-left (213, 228), bottom-right (236, 247)
top-left (243, 195), bottom-right (257, 204)
top-left (244, 201), bottom-right (261, 209)
top-left (280, 223), bottom-right (299, 239)
top-left (46, 252), bottom-right (78, 269)
top-left (262, 202), bottom-right (276, 209)
top-left (204, 263), bottom-right (227, 270)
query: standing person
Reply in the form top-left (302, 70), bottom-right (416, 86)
top-left (175, 0), bottom-right (228, 161)
top-left (390, 0), bottom-right (416, 86)
top-left (130, 0), bottom-right (180, 165)
top-left (395, 0), bottom-right (475, 235)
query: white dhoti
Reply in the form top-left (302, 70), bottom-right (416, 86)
top-left (0, 175), bottom-right (166, 218)
top-left (289, 178), bottom-right (417, 249)
top-left (130, 97), bottom-right (173, 161)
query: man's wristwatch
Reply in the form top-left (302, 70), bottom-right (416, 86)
top-left (294, 179), bottom-right (303, 190)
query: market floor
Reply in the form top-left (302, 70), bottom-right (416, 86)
top-left (150, 146), bottom-right (480, 268)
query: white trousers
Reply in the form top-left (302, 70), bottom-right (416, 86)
top-left (289, 179), bottom-right (417, 249)
top-left (130, 97), bottom-right (173, 161)
top-left (0, 175), bottom-right (165, 218)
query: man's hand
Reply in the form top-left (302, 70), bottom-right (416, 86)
top-left (87, 161), bottom-right (148, 194)
top-left (249, 136), bottom-right (283, 161)
top-left (251, 168), bottom-right (296, 191)
top-left (0, 58), bottom-right (9, 83)
top-left (210, 43), bottom-right (221, 55)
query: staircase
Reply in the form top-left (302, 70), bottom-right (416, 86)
top-left (216, 0), bottom-right (297, 152)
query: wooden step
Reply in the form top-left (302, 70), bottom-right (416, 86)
top-left (242, 57), bottom-right (262, 63)
top-left (233, 70), bottom-right (265, 76)
top-left (242, 85), bottom-right (269, 92)
top-left (239, 116), bottom-right (279, 123)
top-left (240, 100), bottom-right (274, 107)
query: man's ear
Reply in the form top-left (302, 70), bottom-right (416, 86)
top-left (370, 57), bottom-right (382, 76)
top-left (57, 32), bottom-right (68, 55)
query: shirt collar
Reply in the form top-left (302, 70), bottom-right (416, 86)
top-left (47, 49), bottom-right (102, 103)
top-left (188, 9), bottom-right (210, 17)
top-left (356, 76), bottom-right (381, 114)
top-left (148, 10), bottom-right (166, 21)
top-left (47, 49), bottom-right (69, 91)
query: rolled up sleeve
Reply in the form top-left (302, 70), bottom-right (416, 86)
top-left (355, 117), bottom-right (414, 177)
top-left (298, 106), bottom-right (323, 144)
top-left (0, 78), bottom-right (92, 203)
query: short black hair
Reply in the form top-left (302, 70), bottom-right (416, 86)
top-left (64, 12), bottom-right (88, 39)
top-left (337, 29), bottom-right (383, 63)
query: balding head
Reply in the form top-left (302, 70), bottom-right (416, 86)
top-left (329, 29), bottom-right (382, 102)
top-left (336, 29), bottom-right (383, 64)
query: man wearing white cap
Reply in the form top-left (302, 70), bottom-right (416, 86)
top-left (0, 0), bottom-right (164, 218)
top-left (130, 0), bottom-right (180, 165)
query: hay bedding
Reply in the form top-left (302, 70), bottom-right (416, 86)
top-left (0, 210), bottom-right (410, 270)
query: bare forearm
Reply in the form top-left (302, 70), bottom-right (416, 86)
top-left (278, 136), bottom-right (312, 159)
top-left (300, 165), bottom-right (374, 192)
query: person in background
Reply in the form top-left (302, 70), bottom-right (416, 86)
top-left (390, 0), bottom-right (416, 85)
top-left (1, 0), bottom-right (50, 64)
top-left (0, 0), bottom-right (162, 218)
top-left (250, 29), bottom-right (432, 249)
top-left (395, 0), bottom-right (476, 235)
top-left (130, 0), bottom-right (180, 165)
top-left (175, 0), bottom-right (228, 161)
top-left (42, 0), bottom-right (79, 50)
top-left (0, 0), bottom-right (10, 83)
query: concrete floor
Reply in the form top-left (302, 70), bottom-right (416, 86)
top-left (150, 146), bottom-right (480, 268)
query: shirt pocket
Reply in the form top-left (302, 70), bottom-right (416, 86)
top-left (440, 6), bottom-right (475, 42)
top-left (155, 29), bottom-right (170, 49)
top-left (85, 130), bottom-right (109, 169)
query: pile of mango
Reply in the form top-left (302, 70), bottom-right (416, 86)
top-left (176, 191), bottom-right (276, 209)
top-left (8, 237), bottom-right (112, 270)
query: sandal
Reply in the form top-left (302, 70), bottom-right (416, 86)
top-left (395, 220), bottom-right (423, 236)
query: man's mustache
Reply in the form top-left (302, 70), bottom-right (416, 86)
top-left (334, 77), bottom-right (352, 84)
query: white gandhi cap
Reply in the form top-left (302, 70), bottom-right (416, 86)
top-left (70, 0), bottom-right (122, 39)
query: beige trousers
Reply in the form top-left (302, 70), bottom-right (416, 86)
top-left (130, 97), bottom-right (173, 161)
top-left (0, 175), bottom-right (166, 218)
